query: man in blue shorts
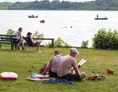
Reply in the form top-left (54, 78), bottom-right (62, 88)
top-left (57, 48), bottom-right (86, 81)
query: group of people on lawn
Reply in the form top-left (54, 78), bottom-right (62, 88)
top-left (41, 48), bottom-right (86, 81)
top-left (13, 27), bottom-right (41, 50)
top-left (14, 27), bottom-right (86, 81)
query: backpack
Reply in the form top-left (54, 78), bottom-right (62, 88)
top-left (39, 63), bottom-right (48, 73)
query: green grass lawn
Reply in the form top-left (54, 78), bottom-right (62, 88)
top-left (0, 45), bottom-right (118, 92)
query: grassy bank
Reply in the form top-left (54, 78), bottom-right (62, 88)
top-left (0, 45), bottom-right (118, 92)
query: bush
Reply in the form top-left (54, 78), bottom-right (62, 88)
top-left (92, 28), bottom-right (118, 49)
top-left (81, 40), bottom-right (89, 48)
top-left (46, 37), bottom-right (70, 48)
top-left (45, 42), bottom-right (53, 48)
top-left (54, 37), bottom-right (68, 47)
top-left (32, 31), bottom-right (44, 38)
top-left (6, 29), bottom-right (15, 35)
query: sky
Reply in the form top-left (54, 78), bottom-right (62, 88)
top-left (0, 0), bottom-right (95, 3)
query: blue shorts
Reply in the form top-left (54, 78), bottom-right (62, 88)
top-left (60, 74), bottom-right (81, 81)
top-left (49, 70), bottom-right (58, 78)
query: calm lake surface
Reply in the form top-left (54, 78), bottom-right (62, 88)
top-left (0, 10), bottom-right (118, 47)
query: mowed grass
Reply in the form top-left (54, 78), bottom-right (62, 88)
top-left (0, 44), bottom-right (118, 92)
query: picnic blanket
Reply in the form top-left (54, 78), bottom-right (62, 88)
top-left (43, 78), bottom-right (73, 84)
top-left (27, 73), bottom-right (73, 84)
top-left (27, 73), bottom-right (49, 81)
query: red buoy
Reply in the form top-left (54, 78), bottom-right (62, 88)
top-left (40, 20), bottom-right (45, 23)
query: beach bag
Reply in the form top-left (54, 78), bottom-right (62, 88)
top-left (39, 63), bottom-right (48, 73)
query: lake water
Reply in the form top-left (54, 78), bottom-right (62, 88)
top-left (0, 10), bottom-right (118, 47)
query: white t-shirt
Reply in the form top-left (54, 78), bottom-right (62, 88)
top-left (13, 31), bottom-right (20, 39)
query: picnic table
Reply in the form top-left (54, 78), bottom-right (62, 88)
top-left (0, 34), bottom-right (18, 50)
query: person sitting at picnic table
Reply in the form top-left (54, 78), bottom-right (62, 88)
top-left (57, 48), bottom-right (86, 81)
top-left (13, 27), bottom-right (25, 50)
top-left (42, 49), bottom-right (63, 78)
top-left (24, 32), bottom-right (41, 50)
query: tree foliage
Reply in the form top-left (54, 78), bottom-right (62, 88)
top-left (92, 28), bottom-right (118, 49)
top-left (6, 29), bottom-right (15, 35)
top-left (81, 40), bottom-right (89, 48)
top-left (46, 37), bottom-right (70, 48)
top-left (32, 31), bottom-right (44, 38)
top-left (0, 0), bottom-right (118, 10)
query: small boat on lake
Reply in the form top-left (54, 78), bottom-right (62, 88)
top-left (94, 14), bottom-right (108, 20)
top-left (94, 17), bottom-right (108, 20)
top-left (28, 15), bottom-right (38, 18)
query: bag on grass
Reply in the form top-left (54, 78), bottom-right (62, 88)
top-left (86, 75), bottom-right (105, 81)
top-left (39, 63), bottom-right (48, 73)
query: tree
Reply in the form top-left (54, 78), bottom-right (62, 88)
top-left (6, 29), bottom-right (15, 35)
top-left (32, 31), bottom-right (44, 38)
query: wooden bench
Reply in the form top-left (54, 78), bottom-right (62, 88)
top-left (0, 34), bottom-right (18, 50)
top-left (33, 38), bottom-right (54, 46)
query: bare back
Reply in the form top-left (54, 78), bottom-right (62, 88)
top-left (57, 55), bottom-right (79, 77)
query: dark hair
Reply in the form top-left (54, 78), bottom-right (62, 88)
top-left (27, 32), bottom-right (32, 36)
top-left (54, 50), bottom-right (61, 54)
top-left (18, 27), bottom-right (22, 31)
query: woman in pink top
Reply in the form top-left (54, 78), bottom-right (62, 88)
top-left (42, 49), bottom-right (63, 78)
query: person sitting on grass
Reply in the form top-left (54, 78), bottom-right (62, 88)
top-left (57, 48), bottom-right (86, 81)
top-left (42, 49), bottom-right (63, 78)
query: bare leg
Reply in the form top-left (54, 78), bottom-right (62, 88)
top-left (20, 39), bottom-right (25, 50)
top-left (20, 39), bottom-right (24, 47)
top-left (36, 41), bottom-right (41, 51)
top-left (79, 72), bottom-right (86, 79)
top-left (70, 67), bottom-right (76, 74)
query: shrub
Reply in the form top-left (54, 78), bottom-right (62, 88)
top-left (32, 31), bottom-right (44, 38)
top-left (92, 28), bottom-right (118, 49)
top-left (81, 40), bottom-right (89, 48)
top-left (54, 37), bottom-right (70, 47)
top-left (45, 42), bottom-right (53, 48)
top-left (46, 37), bottom-right (70, 48)
top-left (6, 29), bottom-right (15, 35)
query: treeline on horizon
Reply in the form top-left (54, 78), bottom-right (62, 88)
top-left (0, 0), bottom-right (118, 10)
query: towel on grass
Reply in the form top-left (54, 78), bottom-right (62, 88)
top-left (43, 78), bottom-right (73, 84)
top-left (27, 73), bottom-right (73, 84)
top-left (27, 73), bottom-right (49, 81)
